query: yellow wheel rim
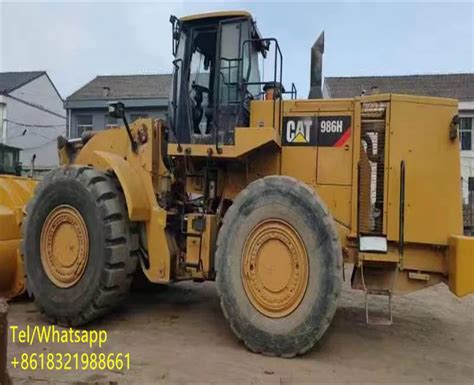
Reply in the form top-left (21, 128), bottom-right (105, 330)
top-left (40, 205), bottom-right (89, 288)
top-left (242, 219), bottom-right (309, 318)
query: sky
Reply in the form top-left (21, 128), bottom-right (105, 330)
top-left (1, 1), bottom-right (473, 99)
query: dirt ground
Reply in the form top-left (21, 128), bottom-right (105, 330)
top-left (6, 266), bottom-right (474, 385)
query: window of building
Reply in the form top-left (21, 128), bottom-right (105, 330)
top-left (130, 113), bottom-right (149, 123)
top-left (105, 114), bottom-right (118, 129)
top-left (0, 146), bottom-right (20, 175)
top-left (76, 115), bottom-right (93, 136)
top-left (469, 177), bottom-right (474, 192)
top-left (3, 151), bottom-right (13, 168)
top-left (460, 117), bottom-right (472, 151)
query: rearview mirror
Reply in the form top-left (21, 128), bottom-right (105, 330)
top-left (108, 102), bottom-right (125, 119)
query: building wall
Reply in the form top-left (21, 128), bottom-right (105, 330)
top-left (322, 82), bottom-right (331, 99)
top-left (459, 101), bottom-right (474, 203)
top-left (69, 107), bottom-right (167, 138)
top-left (4, 74), bottom-right (66, 169)
top-left (10, 74), bottom-right (63, 114)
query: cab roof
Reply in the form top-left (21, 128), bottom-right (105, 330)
top-left (180, 10), bottom-right (252, 22)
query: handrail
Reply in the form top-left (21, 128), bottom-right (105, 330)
top-left (399, 161), bottom-right (406, 261)
top-left (240, 38), bottom-right (284, 129)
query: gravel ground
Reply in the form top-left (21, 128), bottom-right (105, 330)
top-left (6, 266), bottom-right (474, 385)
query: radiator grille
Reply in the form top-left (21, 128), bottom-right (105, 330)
top-left (359, 103), bottom-right (387, 234)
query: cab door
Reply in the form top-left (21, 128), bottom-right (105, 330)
top-left (316, 113), bottom-right (354, 185)
top-left (215, 17), bottom-right (250, 145)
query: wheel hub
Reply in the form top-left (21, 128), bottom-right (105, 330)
top-left (40, 205), bottom-right (89, 288)
top-left (242, 219), bottom-right (309, 318)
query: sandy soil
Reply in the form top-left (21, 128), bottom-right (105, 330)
top-left (6, 267), bottom-right (474, 385)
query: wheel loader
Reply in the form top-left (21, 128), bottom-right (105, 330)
top-left (0, 144), bottom-right (37, 299)
top-left (20, 11), bottom-right (473, 357)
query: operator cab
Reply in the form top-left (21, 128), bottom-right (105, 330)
top-left (0, 144), bottom-right (22, 176)
top-left (168, 11), bottom-right (281, 149)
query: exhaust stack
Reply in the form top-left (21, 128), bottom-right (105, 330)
top-left (308, 31), bottom-right (325, 99)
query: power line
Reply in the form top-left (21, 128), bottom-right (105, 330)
top-left (3, 119), bottom-right (66, 128)
top-left (7, 129), bottom-right (58, 141)
top-left (15, 138), bottom-right (57, 151)
top-left (4, 120), bottom-right (65, 141)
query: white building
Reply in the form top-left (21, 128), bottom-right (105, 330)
top-left (323, 73), bottom-right (474, 203)
top-left (0, 71), bottom-right (66, 171)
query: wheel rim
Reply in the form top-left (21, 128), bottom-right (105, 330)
top-left (242, 219), bottom-right (309, 318)
top-left (40, 205), bottom-right (89, 288)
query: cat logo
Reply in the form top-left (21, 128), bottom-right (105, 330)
top-left (285, 119), bottom-right (313, 144)
top-left (282, 115), bottom-right (352, 147)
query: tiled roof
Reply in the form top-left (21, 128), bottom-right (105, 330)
top-left (325, 73), bottom-right (474, 101)
top-left (0, 71), bottom-right (45, 94)
top-left (66, 74), bottom-right (172, 101)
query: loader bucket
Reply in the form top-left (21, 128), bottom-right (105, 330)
top-left (0, 176), bottom-right (37, 299)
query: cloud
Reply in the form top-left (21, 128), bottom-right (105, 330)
top-left (1, 1), bottom-right (472, 101)
top-left (1, 2), bottom-right (183, 97)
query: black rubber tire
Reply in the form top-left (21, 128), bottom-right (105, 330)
top-left (22, 166), bottom-right (138, 326)
top-left (215, 175), bottom-right (342, 357)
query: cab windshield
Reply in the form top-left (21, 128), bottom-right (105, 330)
top-left (169, 16), bottom-right (270, 146)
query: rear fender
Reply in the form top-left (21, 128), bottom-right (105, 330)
top-left (448, 235), bottom-right (474, 297)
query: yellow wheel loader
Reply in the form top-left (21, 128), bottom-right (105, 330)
top-left (22, 11), bottom-right (473, 357)
top-left (0, 144), bottom-right (37, 299)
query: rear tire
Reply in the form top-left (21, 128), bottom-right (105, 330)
top-left (216, 176), bottom-right (342, 357)
top-left (23, 166), bottom-right (138, 326)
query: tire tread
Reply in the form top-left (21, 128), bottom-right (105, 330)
top-left (23, 166), bottom-right (138, 327)
top-left (215, 175), bottom-right (342, 357)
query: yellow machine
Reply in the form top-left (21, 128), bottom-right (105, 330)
top-left (21, 11), bottom-right (473, 357)
top-left (0, 144), bottom-right (37, 298)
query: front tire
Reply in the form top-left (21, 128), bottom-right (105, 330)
top-left (216, 176), bottom-right (342, 357)
top-left (23, 166), bottom-right (138, 326)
